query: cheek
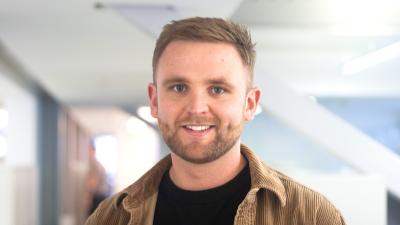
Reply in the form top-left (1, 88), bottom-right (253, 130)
top-left (214, 99), bottom-right (246, 124)
top-left (156, 99), bottom-right (180, 120)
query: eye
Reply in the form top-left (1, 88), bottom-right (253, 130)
top-left (210, 86), bottom-right (225, 95)
top-left (173, 84), bottom-right (186, 93)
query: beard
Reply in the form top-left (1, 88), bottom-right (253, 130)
top-left (158, 115), bottom-right (244, 164)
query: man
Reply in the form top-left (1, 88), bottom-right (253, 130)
top-left (85, 17), bottom-right (346, 225)
top-left (85, 140), bottom-right (111, 216)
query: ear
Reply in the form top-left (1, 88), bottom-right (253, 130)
top-left (148, 83), bottom-right (158, 118)
top-left (244, 87), bottom-right (261, 121)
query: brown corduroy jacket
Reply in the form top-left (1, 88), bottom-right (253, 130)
top-left (85, 144), bottom-right (346, 225)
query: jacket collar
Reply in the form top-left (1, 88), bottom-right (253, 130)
top-left (241, 144), bottom-right (287, 207)
top-left (114, 144), bottom-right (287, 210)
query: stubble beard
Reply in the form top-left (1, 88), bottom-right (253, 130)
top-left (158, 116), bottom-right (244, 164)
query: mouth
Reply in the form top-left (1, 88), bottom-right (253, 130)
top-left (182, 124), bottom-right (215, 136)
top-left (184, 125), bottom-right (213, 131)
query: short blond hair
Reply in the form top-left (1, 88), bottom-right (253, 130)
top-left (152, 17), bottom-right (256, 85)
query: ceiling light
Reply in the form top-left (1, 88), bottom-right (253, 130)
top-left (137, 106), bottom-right (157, 124)
top-left (343, 41), bottom-right (400, 75)
top-left (332, 25), bottom-right (395, 37)
top-left (326, 0), bottom-right (398, 24)
top-left (326, 0), bottom-right (399, 36)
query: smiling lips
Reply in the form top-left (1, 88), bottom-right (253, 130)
top-left (185, 125), bottom-right (212, 131)
top-left (183, 125), bottom-right (215, 136)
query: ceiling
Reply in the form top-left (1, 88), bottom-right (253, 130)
top-left (1, 0), bottom-right (400, 109)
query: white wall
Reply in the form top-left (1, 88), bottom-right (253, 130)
top-left (5, 91), bottom-right (38, 167)
top-left (294, 174), bottom-right (386, 225)
top-left (0, 165), bottom-right (15, 225)
top-left (0, 73), bottom-right (38, 167)
top-left (0, 73), bottom-right (39, 225)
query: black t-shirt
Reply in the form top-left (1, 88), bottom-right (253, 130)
top-left (152, 164), bottom-right (251, 225)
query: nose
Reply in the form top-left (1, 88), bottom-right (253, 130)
top-left (186, 91), bottom-right (209, 115)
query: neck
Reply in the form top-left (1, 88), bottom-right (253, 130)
top-left (169, 142), bottom-right (247, 191)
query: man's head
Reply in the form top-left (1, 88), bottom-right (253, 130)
top-left (152, 17), bottom-right (256, 88)
top-left (149, 17), bottom-right (260, 164)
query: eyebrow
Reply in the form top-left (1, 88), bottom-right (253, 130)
top-left (160, 76), bottom-right (234, 88)
top-left (161, 77), bottom-right (188, 88)
top-left (206, 78), bottom-right (228, 84)
top-left (206, 78), bottom-right (234, 89)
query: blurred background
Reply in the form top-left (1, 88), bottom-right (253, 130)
top-left (1, 0), bottom-right (400, 224)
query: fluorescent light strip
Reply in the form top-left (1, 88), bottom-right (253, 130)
top-left (343, 41), bottom-right (400, 75)
top-left (332, 25), bottom-right (395, 37)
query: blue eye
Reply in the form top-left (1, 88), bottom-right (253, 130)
top-left (173, 84), bottom-right (186, 93)
top-left (211, 86), bottom-right (224, 95)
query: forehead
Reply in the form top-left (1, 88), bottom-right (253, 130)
top-left (156, 41), bottom-right (248, 84)
top-left (160, 40), bottom-right (242, 63)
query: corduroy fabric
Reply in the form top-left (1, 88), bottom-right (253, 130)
top-left (85, 144), bottom-right (346, 225)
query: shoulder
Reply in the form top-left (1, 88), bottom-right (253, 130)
top-left (85, 192), bottom-right (131, 225)
top-left (272, 168), bottom-right (346, 224)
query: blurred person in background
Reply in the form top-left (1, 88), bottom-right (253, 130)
top-left (85, 140), bottom-right (111, 216)
top-left (85, 17), bottom-right (345, 225)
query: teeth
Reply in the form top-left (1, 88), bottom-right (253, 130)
top-left (186, 125), bottom-right (211, 131)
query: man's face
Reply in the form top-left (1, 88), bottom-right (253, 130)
top-left (148, 41), bottom-right (260, 164)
